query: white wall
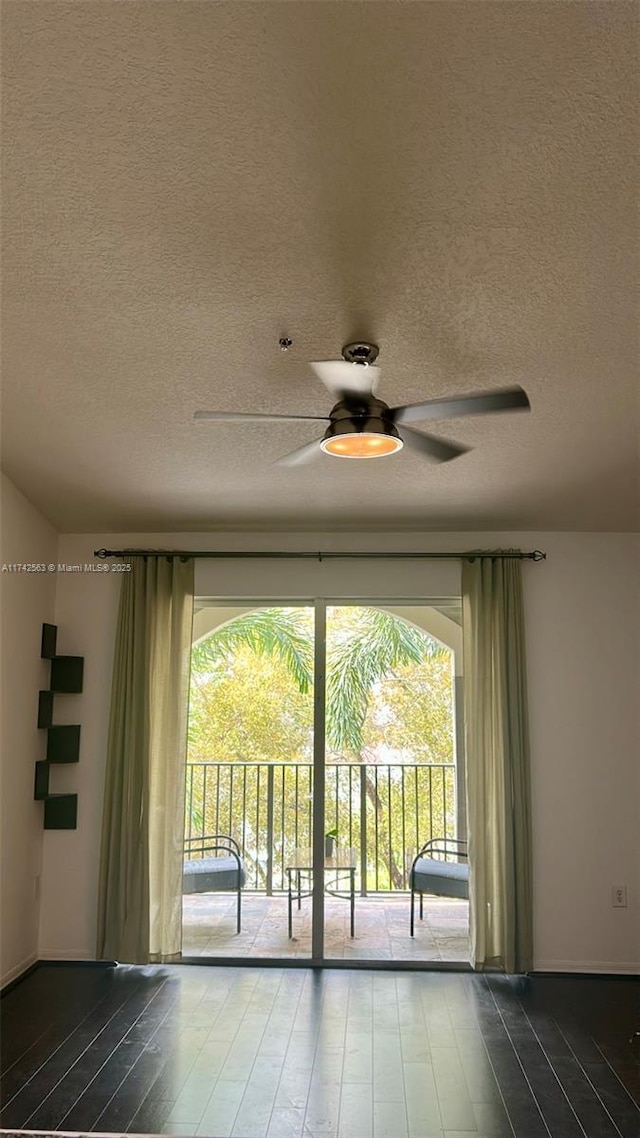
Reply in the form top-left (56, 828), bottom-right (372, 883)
top-left (38, 529), bottom-right (640, 972)
top-left (0, 474), bottom-right (58, 986)
top-left (524, 534), bottom-right (640, 972)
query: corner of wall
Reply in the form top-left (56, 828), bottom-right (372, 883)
top-left (0, 473), bottom-right (59, 986)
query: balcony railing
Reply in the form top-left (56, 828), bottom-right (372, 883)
top-left (185, 761), bottom-right (458, 894)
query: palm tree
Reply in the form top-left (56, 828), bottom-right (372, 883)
top-left (324, 608), bottom-right (446, 886)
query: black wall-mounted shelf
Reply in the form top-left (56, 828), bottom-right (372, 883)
top-left (44, 795), bottom-right (78, 830)
top-left (46, 724), bottom-right (81, 763)
top-left (35, 623), bottom-right (83, 830)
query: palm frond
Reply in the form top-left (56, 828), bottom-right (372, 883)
top-left (192, 608), bottom-right (314, 693)
top-left (326, 608), bottom-right (446, 753)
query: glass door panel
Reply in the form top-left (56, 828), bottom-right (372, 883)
top-left (323, 603), bottom-right (468, 963)
top-left (183, 602), bottom-right (315, 960)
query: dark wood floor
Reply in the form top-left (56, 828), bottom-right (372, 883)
top-left (1, 964), bottom-right (638, 1138)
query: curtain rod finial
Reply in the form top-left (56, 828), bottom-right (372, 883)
top-left (532, 550), bottom-right (546, 562)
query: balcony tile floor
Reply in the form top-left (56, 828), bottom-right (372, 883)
top-left (182, 893), bottom-right (469, 962)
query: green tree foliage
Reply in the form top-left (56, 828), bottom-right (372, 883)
top-left (362, 654), bottom-right (455, 765)
top-left (188, 644), bottom-right (313, 765)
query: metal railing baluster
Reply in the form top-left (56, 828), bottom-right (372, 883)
top-left (187, 765), bottom-right (194, 841)
top-left (401, 768), bottom-right (407, 887)
top-left (280, 763), bottom-right (286, 888)
top-left (242, 765), bottom-right (247, 873)
top-left (265, 764), bottom-right (274, 895)
top-left (441, 767), bottom-right (447, 847)
top-left (359, 764), bottom-right (367, 896)
top-left (294, 764), bottom-right (299, 852)
top-left (201, 765), bottom-right (207, 837)
top-left (387, 766), bottom-right (392, 891)
top-left (255, 764), bottom-right (261, 890)
top-left (307, 764), bottom-right (312, 862)
top-left (348, 766), bottom-right (354, 868)
top-left (374, 767), bottom-right (379, 891)
top-left (414, 765), bottom-right (419, 860)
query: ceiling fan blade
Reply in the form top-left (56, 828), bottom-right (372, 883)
top-left (310, 360), bottom-right (380, 399)
top-left (275, 437), bottom-right (325, 466)
top-left (400, 425), bottom-right (470, 463)
top-left (391, 385), bottom-right (530, 424)
top-left (194, 411), bottom-right (329, 423)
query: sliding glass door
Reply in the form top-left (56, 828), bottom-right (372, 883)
top-left (181, 598), bottom-right (468, 965)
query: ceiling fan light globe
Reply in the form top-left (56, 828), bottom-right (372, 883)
top-left (320, 418), bottom-right (403, 458)
top-left (321, 433), bottom-right (403, 458)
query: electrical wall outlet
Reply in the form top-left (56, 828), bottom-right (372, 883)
top-left (612, 885), bottom-right (627, 908)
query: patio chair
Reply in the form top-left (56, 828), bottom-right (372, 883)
top-left (183, 834), bottom-right (246, 933)
top-left (409, 837), bottom-right (469, 936)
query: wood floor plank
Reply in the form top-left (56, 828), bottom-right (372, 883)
top-left (274, 1064), bottom-right (313, 1112)
top-left (127, 1095), bottom-right (175, 1133)
top-left (403, 1060), bottom-right (442, 1135)
top-left (338, 1081), bottom-right (373, 1138)
top-left (581, 1061), bottom-right (640, 1138)
top-left (477, 1032), bottom-right (550, 1138)
top-left (372, 1095), bottom-right (410, 1138)
top-left (196, 1076), bottom-right (246, 1137)
top-left (231, 1054), bottom-right (285, 1138)
top-left (266, 1104), bottom-right (306, 1137)
top-left (372, 1029), bottom-right (405, 1103)
top-left (303, 1079), bottom-right (342, 1137)
top-left (430, 1046), bottom-right (477, 1132)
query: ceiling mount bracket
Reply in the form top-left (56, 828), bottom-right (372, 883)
top-left (342, 342), bottom-right (379, 366)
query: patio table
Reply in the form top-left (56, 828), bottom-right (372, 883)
top-left (285, 847), bottom-right (357, 938)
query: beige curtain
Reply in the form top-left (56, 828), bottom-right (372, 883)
top-left (462, 554), bottom-right (533, 973)
top-left (96, 556), bottom-right (194, 963)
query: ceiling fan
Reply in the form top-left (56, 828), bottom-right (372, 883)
top-left (194, 343), bottom-right (530, 466)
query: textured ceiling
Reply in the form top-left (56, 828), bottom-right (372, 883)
top-left (2, 1), bottom-right (638, 533)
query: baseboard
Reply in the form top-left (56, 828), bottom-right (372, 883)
top-left (0, 951), bottom-right (39, 994)
top-left (37, 958), bottom-right (116, 968)
top-left (38, 948), bottom-right (97, 961)
top-left (534, 958), bottom-right (640, 976)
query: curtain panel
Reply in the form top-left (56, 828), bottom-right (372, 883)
top-left (96, 556), bottom-right (194, 963)
top-left (462, 554), bottom-right (533, 973)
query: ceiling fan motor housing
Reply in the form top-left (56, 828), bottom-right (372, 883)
top-left (322, 396), bottom-right (402, 456)
top-left (329, 396), bottom-right (393, 426)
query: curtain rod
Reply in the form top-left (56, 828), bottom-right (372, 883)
top-left (95, 547), bottom-right (546, 562)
